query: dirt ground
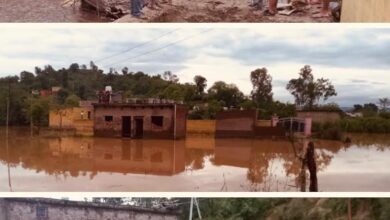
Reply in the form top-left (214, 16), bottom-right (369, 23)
top-left (0, 0), bottom-right (333, 22)
top-left (0, 0), bottom-right (107, 22)
top-left (116, 0), bottom-right (333, 23)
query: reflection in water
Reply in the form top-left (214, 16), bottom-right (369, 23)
top-left (1, 128), bottom-right (390, 192)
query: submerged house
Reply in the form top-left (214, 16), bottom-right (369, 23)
top-left (93, 87), bottom-right (188, 139)
top-left (49, 100), bottom-right (96, 136)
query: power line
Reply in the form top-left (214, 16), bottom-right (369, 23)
top-left (95, 28), bottom-right (181, 63)
top-left (103, 28), bottom-right (213, 69)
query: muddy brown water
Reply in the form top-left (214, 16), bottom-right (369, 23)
top-left (0, 0), bottom-right (109, 22)
top-left (1, 127), bottom-right (390, 192)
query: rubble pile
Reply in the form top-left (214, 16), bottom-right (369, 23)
top-left (81, 0), bottom-right (130, 19)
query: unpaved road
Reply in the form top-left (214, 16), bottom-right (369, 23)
top-left (0, 0), bottom-right (107, 22)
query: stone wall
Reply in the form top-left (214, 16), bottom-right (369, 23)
top-left (0, 198), bottom-right (179, 220)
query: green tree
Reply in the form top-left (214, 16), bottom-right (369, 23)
top-left (65, 94), bottom-right (80, 107)
top-left (250, 68), bottom-right (273, 108)
top-left (378, 98), bottom-right (390, 112)
top-left (20, 71), bottom-right (35, 88)
top-left (208, 81), bottom-right (244, 108)
top-left (162, 71), bottom-right (179, 83)
top-left (194, 75), bottom-right (207, 96)
top-left (29, 97), bottom-right (50, 132)
top-left (55, 89), bottom-right (69, 105)
top-left (159, 84), bottom-right (185, 101)
top-left (286, 65), bottom-right (337, 109)
top-left (240, 98), bottom-right (256, 110)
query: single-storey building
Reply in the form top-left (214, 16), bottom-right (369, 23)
top-left (49, 100), bottom-right (96, 136)
top-left (93, 101), bottom-right (188, 139)
top-left (215, 109), bottom-right (313, 138)
top-left (215, 110), bottom-right (286, 138)
top-left (0, 198), bottom-right (180, 220)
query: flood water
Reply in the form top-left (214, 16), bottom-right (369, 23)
top-left (0, 0), bottom-right (109, 22)
top-left (1, 128), bottom-right (390, 192)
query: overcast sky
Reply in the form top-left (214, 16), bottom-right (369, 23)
top-left (0, 24), bottom-right (389, 107)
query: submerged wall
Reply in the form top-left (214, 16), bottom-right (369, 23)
top-left (49, 107), bottom-right (94, 136)
top-left (341, 0), bottom-right (390, 22)
top-left (297, 111), bottom-right (341, 124)
top-left (0, 198), bottom-right (179, 220)
top-left (215, 110), bottom-right (257, 138)
top-left (187, 120), bottom-right (216, 134)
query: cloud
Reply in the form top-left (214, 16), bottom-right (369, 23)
top-left (0, 25), bottom-right (389, 107)
top-left (215, 29), bottom-right (390, 70)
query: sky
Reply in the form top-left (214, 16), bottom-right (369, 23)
top-left (0, 24), bottom-right (389, 107)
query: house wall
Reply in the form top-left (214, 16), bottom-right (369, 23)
top-left (174, 105), bottom-right (188, 139)
top-left (187, 120), bottom-right (216, 134)
top-left (215, 110), bottom-right (257, 138)
top-left (254, 126), bottom-right (286, 137)
top-left (49, 107), bottom-right (94, 136)
top-left (341, 0), bottom-right (390, 22)
top-left (0, 199), bottom-right (179, 220)
top-left (94, 105), bottom-right (187, 139)
top-left (297, 111), bottom-right (341, 124)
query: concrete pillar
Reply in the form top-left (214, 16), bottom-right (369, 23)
top-left (304, 117), bottom-right (312, 136)
top-left (271, 115), bottom-right (279, 127)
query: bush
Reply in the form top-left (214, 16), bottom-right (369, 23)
top-left (379, 112), bottom-right (390, 119)
top-left (312, 122), bottom-right (343, 140)
top-left (340, 117), bottom-right (390, 133)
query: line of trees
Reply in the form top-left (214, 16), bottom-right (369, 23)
top-left (85, 198), bottom-right (390, 220)
top-left (0, 62), bottom-right (339, 126)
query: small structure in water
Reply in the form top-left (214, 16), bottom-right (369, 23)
top-left (215, 109), bottom-right (312, 138)
top-left (93, 87), bottom-right (188, 139)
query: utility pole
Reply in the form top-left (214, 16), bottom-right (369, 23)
top-left (6, 78), bottom-right (10, 141)
top-left (188, 198), bottom-right (202, 220)
top-left (347, 198), bottom-right (352, 220)
top-left (6, 78), bottom-right (12, 192)
top-left (174, 104), bottom-right (177, 139)
top-left (188, 198), bottom-right (193, 220)
top-left (30, 91), bottom-right (33, 137)
top-left (194, 198), bottom-right (202, 219)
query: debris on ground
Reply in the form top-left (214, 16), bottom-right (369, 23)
top-left (113, 0), bottom-right (333, 23)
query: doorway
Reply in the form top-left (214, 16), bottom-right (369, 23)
top-left (134, 117), bottom-right (144, 138)
top-left (122, 116), bottom-right (131, 137)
